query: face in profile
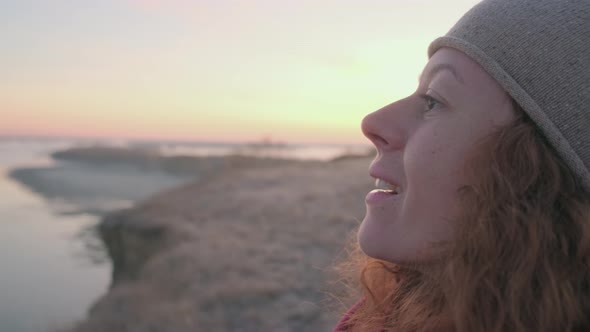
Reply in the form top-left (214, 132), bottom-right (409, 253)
top-left (358, 47), bottom-right (517, 264)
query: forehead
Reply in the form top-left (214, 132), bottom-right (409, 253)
top-left (419, 61), bottom-right (464, 85)
top-left (421, 47), bottom-right (509, 100)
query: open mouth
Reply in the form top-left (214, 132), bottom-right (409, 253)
top-left (374, 178), bottom-right (401, 195)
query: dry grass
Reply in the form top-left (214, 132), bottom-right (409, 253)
top-left (67, 157), bottom-right (373, 332)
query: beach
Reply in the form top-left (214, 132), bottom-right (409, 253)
top-left (6, 142), bottom-right (373, 331)
top-left (70, 151), bottom-right (373, 331)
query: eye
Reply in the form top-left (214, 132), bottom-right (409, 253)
top-left (419, 93), bottom-right (442, 113)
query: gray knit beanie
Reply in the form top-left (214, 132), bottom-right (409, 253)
top-left (428, 0), bottom-right (590, 191)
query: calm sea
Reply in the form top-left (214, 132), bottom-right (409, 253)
top-left (0, 137), bottom-right (370, 332)
top-left (0, 139), bottom-right (110, 332)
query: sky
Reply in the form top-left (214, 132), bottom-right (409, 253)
top-left (1, 0), bottom-right (481, 145)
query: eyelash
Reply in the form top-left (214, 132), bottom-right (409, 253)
top-left (419, 93), bottom-right (442, 113)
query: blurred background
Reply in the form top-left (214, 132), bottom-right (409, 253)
top-left (1, 1), bottom-right (480, 331)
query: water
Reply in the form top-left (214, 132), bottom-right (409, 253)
top-left (0, 140), bottom-right (110, 332)
top-left (0, 137), bottom-right (371, 332)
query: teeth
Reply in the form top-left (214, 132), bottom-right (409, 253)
top-left (375, 178), bottom-right (399, 192)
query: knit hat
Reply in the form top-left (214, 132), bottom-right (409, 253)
top-left (428, 0), bottom-right (590, 191)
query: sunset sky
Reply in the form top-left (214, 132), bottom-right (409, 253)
top-left (1, 0), bottom-right (480, 144)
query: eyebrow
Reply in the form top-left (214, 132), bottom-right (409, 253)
top-left (418, 63), bottom-right (464, 85)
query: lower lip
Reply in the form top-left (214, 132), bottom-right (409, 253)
top-left (365, 189), bottom-right (400, 204)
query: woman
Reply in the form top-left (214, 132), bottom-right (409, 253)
top-left (334, 0), bottom-right (590, 331)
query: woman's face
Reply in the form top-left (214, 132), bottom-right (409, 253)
top-left (358, 47), bottom-right (516, 264)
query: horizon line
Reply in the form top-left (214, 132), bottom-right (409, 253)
top-left (0, 134), bottom-right (371, 147)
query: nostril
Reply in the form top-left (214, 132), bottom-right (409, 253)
top-left (361, 105), bottom-right (406, 150)
top-left (361, 101), bottom-right (408, 151)
top-left (362, 113), bottom-right (388, 147)
top-left (366, 132), bottom-right (388, 148)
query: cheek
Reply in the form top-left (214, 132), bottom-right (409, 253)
top-left (406, 122), bottom-right (476, 187)
top-left (405, 129), bottom-right (457, 186)
top-left (403, 128), bottom-right (469, 218)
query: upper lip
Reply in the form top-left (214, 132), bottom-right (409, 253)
top-left (369, 166), bottom-right (402, 189)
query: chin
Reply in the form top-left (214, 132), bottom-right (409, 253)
top-left (357, 220), bottom-right (433, 265)
top-left (357, 219), bottom-right (397, 262)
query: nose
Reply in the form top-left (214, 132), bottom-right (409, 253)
top-left (361, 100), bottom-right (408, 151)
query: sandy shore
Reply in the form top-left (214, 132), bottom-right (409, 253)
top-left (7, 146), bottom-right (374, 331)
top-left (65, 154), bottom-right (373, 332)
top-left (9, 147), bottom-right (308, 216)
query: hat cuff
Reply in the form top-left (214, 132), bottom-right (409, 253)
top-left (428, 36), bottom-right (590, 191)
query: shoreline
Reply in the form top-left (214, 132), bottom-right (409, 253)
top-left (6, 145), bottom-right (374, 331)
top-left (8, 146), bottom-right (321, 216)
top-left (65, 154), bottom-right (373, 331)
